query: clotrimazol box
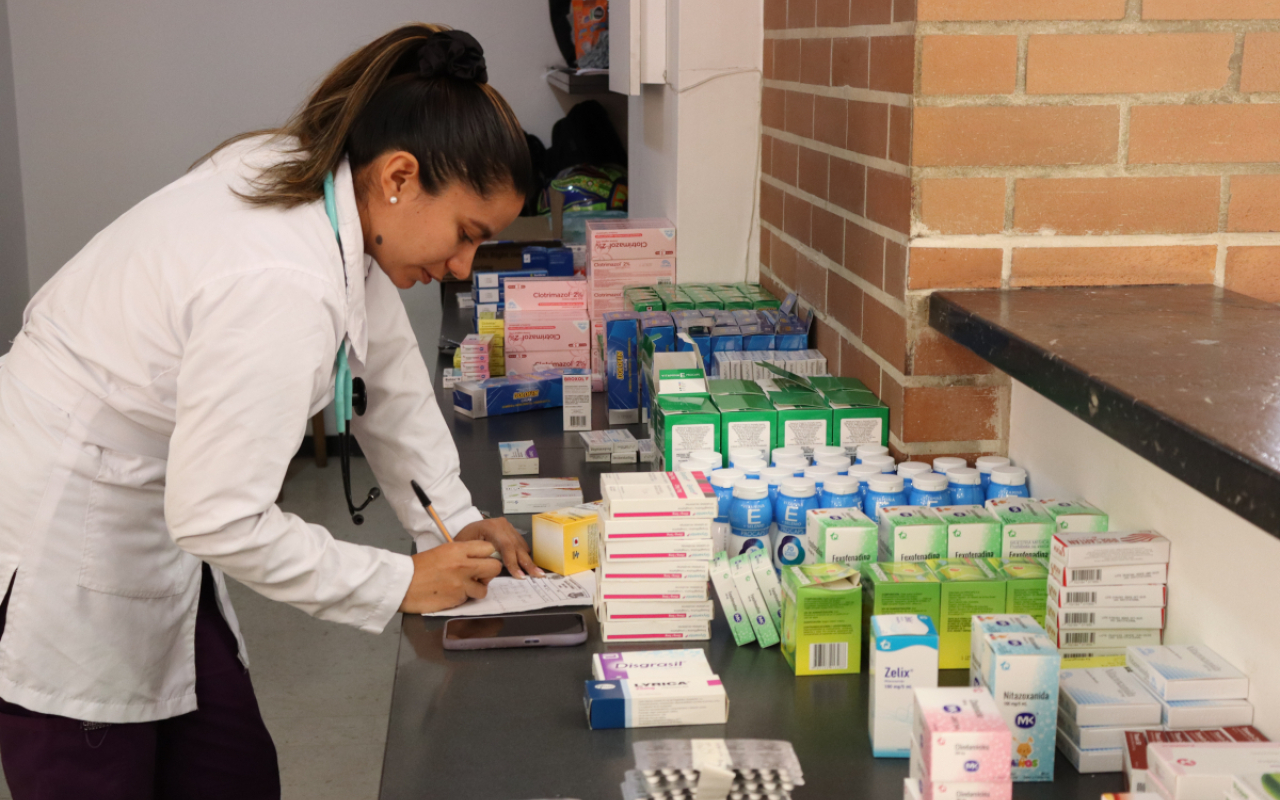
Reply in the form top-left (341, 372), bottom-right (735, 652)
top-left (1058, 667), bottom-right (1163, 727)
top-left (599, 515), bottom-right (713, 541)
top-left (503, 316), bottom-right (591, 353)
top-left (600, 472), bottom-right (717, 518)
top-left (912, 687), bottom-right (1012, 783)
top-left (501, 276), bottom-right (587, 312)
top-left (584, 676), bottom-right (727, 730)
top-left (1050, 530), bottom-right (1171, 569)
top-left (929, 558), bottom-right (1005, 670)
top-left (988, 557), bottom-right (1051, 625)
top-left (970, 614), bottom-right (1045, 686)
top-left (871, 615), bottom-right (939, 758)
top-left (1037, 499), bottom-right (1109, 533)
top-left (586, 217), bottom-right (677, 261)
top-left (531, 503), bottom-right (599, 576)
top-left (710, 552), bottom-right (756, 646)
top-left (504, 350), bottom-right (589, 375)
top-left (1149, 743), bottom-right (1280, 800)
top-left (599, 600), bottom-right (715, 623)
top-left (879, 507), bottom-right (948, 563)
top-left (1046, 582), bottom-right (1167, 609)
top-left (598, 619), bottom-right (711, 643)
top-left (985, 499), bottom-right (1055, 559)
top-left (592, 648), bottom-right (712, 680)
top-left (938, 506), bottom-right (1003, 560)
top-left (974, 632), bottom-right (1061, 782)
top-left (865, 562), bottom-right (942, 634)
top-left (1049, 560), bottom-right (1168, 587)
top-left (781, 563), bottom-right (863, 675)
top-left (1126, 645), bottom-right (1249, 701)
top-left (807, 508), bottom-right (879, 568)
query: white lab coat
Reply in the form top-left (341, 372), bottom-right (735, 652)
top-left (0, 136), bottom-right (482, 723)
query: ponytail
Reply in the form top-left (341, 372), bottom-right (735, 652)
top-left (200, 24), bottom-right (532, 208)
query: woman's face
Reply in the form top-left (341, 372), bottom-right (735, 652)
top-left (358, 151), bottom-right (525, 290)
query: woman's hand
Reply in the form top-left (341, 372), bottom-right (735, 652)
top-left (455, 517), bottom-right (545, 579)
top-left (398, 541), bottom-right (503, 613)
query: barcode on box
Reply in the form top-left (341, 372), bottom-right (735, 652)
top-left (809, 642), bottom-right (848, 671)
top-left (1071, 569), bottom-right (1102, 583)
top-left (570, 416), bottom-right (587, 428)
top-left (1064, 612), bottom-right (1096, 625)
top-left (1066, 591), bottom-right (1097, 604)
top-left (1062, 652), bottom-right (1091, 660)
top-left (1064, 632), bottom-right (1096, 645)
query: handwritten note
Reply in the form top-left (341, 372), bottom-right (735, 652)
top-left (422, 571), bottom-right (595, 617)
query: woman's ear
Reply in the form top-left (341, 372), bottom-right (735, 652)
top-left (380, 151), bottom-right (421, 203)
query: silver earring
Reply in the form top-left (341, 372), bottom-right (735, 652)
top-left (389, 196), bottom-right (398, 205)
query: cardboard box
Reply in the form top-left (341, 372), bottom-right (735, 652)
top-left (807, 508), bottom-right (879, 568)
top-left (1044, 617), bottom-right (1163, 650)
top-left (712, 394), bottom-right (777, 456)
top-left (562, 370), bottom-right (591, 431)
top-left (1058, 667), bottom-right (1163, 727)
top-left (530, 503), bottom-right (599, 575)
top-left (597, 619), bottom-right (712, 644)
top-left (879, 507), bottom-right (948, 563)
top-left (969, 614), bottom-right (1045, 684)
top-left (973, 632), bottom-right (1062, 781)
top-left (1057, 713), bottom-right (1135, 750)
top-left (592, 648), bottom-right (712, 680)
top-left (599, 515), bottom-right (713, 541)
top-left (707, 378), bottom-right (766, 396)
top-left (1037, 498), bottom-right (1109, 533)
top-left (903, 778), bottom-right (1012, 800)
top-left (599, 471), bottom-right (717, 518)
top-left (987, 557), bottom-right (1051, 624)
top-left (864, 562), bottom-right (942, 634)
top-left (603, 537), bottom-right (713, 561)
top-left (603, 311), bottom-right (642, 424)
top-left (928, 558), bottom-right (1006, 670)
top-left (1046, 582), bottom-right (1167, 609)
top-left (1160, 697), bottom-right (1255, 729)
top-left (599, 600), bottom-right (715, 623)
top-left (586, 218), bottom-right (677, 261)
top-left (652, 396), bottom-right (721, 471)
top-left (746, 547), bottom-right (786, 631)
top-left (598, 560), bottom-right (710, 582)
top-left (730, 554), bottom-right (780, 648)
top-left (710, 552), bottom-right (757, 646)
top-left (499, 440), bottom-right (539, 476)
top-left (781, 563), bottom-right (863, 675)
top-left (938, 506), bottom-right (1003, 560)
top-left (595, 577), bottom-right (709, 602)
top-left (453, 370), bottom-right (565, 418)
top-left (912, 687), bottom-right (1012, 783)
top-left (769, 391), bottom-right (832, 457)
top-left (584, 676), bottom-right (727, 729)
top-left (1048, 560), bottom-right (1168, 587)
top-left (870, 615), bottom-right (939, 758)
top-left (1047, 604), bottom-right (1166, 630)
top-left (829, 389), bottom-right (890, 454)
top-left (1050, 530), bottom-right (1171, 569)
top-left (504, 316), bottom-right (591, 352)
top-left (1148, 743), bottom-right (1280, 800)
top-left (1055, 730), bottom-right (1123, 774)
top-left (504, 350), bottom-right (590, 375)
top-left (501, 276), bottom-right (587, 312)
top-left (500, 478), bottom-right (583, 514)
top-left (1126, 646), bottom-right (1249, 701)
top-left (985, 499), bottom-right (1055, 559)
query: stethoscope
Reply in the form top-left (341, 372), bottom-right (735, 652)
top-left (324, 171), bottom-right (381, 525)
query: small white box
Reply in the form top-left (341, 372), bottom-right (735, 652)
top-left (595, 579), bottom-right (708, 602)
top-left (584, 675), bottom-right (726, 729)
top-left (600, 472), bottom-right (718, 518)
top-left (903, 772), bottom-right (1011, 800)
top-left (1160, 696), bottom-right (1254, 729)
top-left (1149, 743), bottom-right (1280, 800)
top-left (1046, 603), bottom-right (1166, 630)
top-left (599, 600), bottom-right (715, 623)
top-left (1056, 713), bottom-right (1133, 750)
top-left (1045, 617), bottom-right (1163, 650)
top-left (1050, 530), bottom-right (1171, 568)
top-left (603, 538), bottom-right (713, 561)
top-left (598, 618), bottom-right (712, 643)
top-left (637, 438), bottom-right (658, 463)
top-left (500, 478), bottom-right (583, 514)
top-left (1055, 728), bottom-right (1123, 773)
top-left (499, 440), bottom-right (539, 475)
top-left (1049, 561), bottom-right (1168, 587)
top-left (581, 430), bottom-right (614, 456)
top-left (592, 648), bottom-right (712, 680)
top-left (598, 560), bottom-right (709, 582)
top-left (1047, 582), bottom-right (1167, 609)
top-left (599, 516), bottom-right (713, 540)
top-left (871, 615), bottom-right (939, 759)
top-left (1126, 645), bottom-right (1249, 701)
top-left (610, 449), bottom-right (637, 464)
top-left (562, 371), bottom-right (592, 431)
top-left (912, 687), bottom-right (1012, 783)
top-left (1058, 667), bottom-right (1162, 727)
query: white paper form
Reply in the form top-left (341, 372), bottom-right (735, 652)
top-left (422, 571), bottom-right (596, 617)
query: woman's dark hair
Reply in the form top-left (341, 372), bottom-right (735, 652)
top-left (199, 24), bottom-right (532, 208)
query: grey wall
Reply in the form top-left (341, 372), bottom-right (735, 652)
top-left (0, 0), bottom-right (27, 347)
top-left (7, 0), bottom-right (572, 291)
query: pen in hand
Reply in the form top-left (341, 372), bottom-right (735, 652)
top-left (411, 480), bottom-right (503, 561)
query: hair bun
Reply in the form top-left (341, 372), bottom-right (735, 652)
top-left (418, 30), bottom-right (488, 83)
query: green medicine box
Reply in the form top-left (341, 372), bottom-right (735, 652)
top-left (927, 557), bottom-right (1006, 670)
top-left (652, 396), bottom-right (721, 472)
top-left (1038, 498), bottom-right (1109, 533)
top-left (878, 507), bottom-right (947, 563)
top-left (986, 557), bottom-right (1050, 626)
top-left (712, 395), bottom-right (777, 460)
top-left (937, 505), bottom-right (1003, 560)
top-left (706, 378), bottom-right (766, 397)
top-left (768, 391), bottom-right (832, 455)
top-left (986, 499), bottom-right (1055, 559)
top-left (807, 376), bottom-right (871, 395)
top-left (863, 562), bottom-right (941, 635)
top-left (781, 563), bottom-right (863, 676)
top-left (826, 389), bottom-right (890, 454)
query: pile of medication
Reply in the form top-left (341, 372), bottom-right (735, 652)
top-left (620, 738), bottom-right (804, 800)
top-left (1124, 723), bottom-right (1268, 794)
top-left (503, 276), bottom-right (590, 376)
top-left (458, 333), bottom-right (492, 381)
top-left (584, 649), bottom-right (727, 730)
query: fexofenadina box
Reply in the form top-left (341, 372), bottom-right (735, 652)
top-left (1036, 499), bottom-right (1109, 533)
top-left (592, 648), bottom-right (712, 680)
top-left (985, 499), bottom-right (1055, 559)
top-left (973, 632), bottom-right (1061, 782)
top-left (928, 558), bottom-right (1005, 670)
top-left (871, 615), bottom-right (939, 758)
top-left (938, 506), bottom-right (1003, 560)
top-left (781, 562), bottom-right (863, 676)
top-left (879, 507), bottom-right (948, 563)
top-left (987, 557), bottom-right (1051, 625)
top-left (912, 687), bottom-right (1012, 783)
top-left (807, 508), bottom-right (879, 568)
top-left (864, 562), bottom-right (942, 634)
top-left (584, 676), bottom-right (727, 729)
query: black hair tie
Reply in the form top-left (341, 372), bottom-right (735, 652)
top-left (418, 30), bottom-right (488, 83)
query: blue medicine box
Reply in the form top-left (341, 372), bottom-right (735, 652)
top-left (452, 370), bottom-right (564, 418)
top-left (604, 311), bottom-right (642, 425)
top-left (522, 246), bottom-right (575, 277)
top-left (711, 325), bottom-right (743, 353)
top-left (640, 311), bottom-right (676, 353)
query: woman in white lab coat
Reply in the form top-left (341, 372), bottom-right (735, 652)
top-left (0, 24), bottom-right (539, 798)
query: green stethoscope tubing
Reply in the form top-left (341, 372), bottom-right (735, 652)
top-left (324, 171), bottom-right (380, 524)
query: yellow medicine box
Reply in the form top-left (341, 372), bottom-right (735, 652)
top-left (531, 503), bottom-right (601, 576)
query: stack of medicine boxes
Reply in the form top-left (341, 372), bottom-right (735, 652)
top-left (908, 687), bottom-right (1012, 800)
top-left (594, 471), bottom-right (716, 643)
top-left (1056, 665), bottom-right (1163, 774)
top-left (1046, 529), bottom-right (1171, 668)
top-left (502, 276), bottom-right (590, 376)
top-left (1127, 644), bottom-right (1255, 733)
top-left (458, 334), bottom-right (491, 382)
top-left (585, 219), bottom-right (677, 391)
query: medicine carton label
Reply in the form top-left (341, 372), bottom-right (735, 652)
top-left (600, 600), bottom-right (715, 622)
top-left (865, 562), bottom-right (942, 634)
top-left (1047, 604), bottom-right (1166, 630)
top-left (1045, 617), bottom-right (1163, 650)
top-left (781, 563), bottom-right (863, 675)
top-left (1046, 582), bottom-right (1167, 609)
top-left (1126, 645), bottom-right (1250, 701)
top-left (938, 506), bottom-right (1002, 560)
top-left (870, 615), bottom-right (939, 758)
top-left (985, 499), bottom-right (1054, 559)
top-left (1037, 498), bottom-right (1109, 533)
top-left (584, 677), bottom-right (727, 730)
top-left (562, 371), bottom-right (591, 431)
top-left (593, 648), bottom-right (713, 681)
top-left (912, 687), bottom-right (1012, 783)
top-left (1049, 530), bottom-right (1171, 568)
top-left (928, 558), bottom-right (1005, 670)
top-left (600, 516), bottom-right (713, 540)
top-left (1048, 560), bottom-right (1168, 587)
top-left (879, 507), bottom-right (948, 563)
top-left (976, 633), bottom-right (1061, 782)
top-left (807, 508), bottom-right (879, 568)
top-left (987, 557), bottom-right (1051, 625)
top-left (710, 552), bottom-right (757, 646)
top-left (1058, 667), bottom-right (1163, 728)
top-left (598, 619), bottom-right (712, 643)
top-left (603, 538), bottom-right (714, 561)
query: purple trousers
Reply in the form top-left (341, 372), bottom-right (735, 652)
top-left (0, 566), bottom-right (280, 799)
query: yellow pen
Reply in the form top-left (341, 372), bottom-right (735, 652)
top-left (411, 480), bottom-right (453, 543)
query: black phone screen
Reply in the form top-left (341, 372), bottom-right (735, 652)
top-left (444, 613), bottom-right (586, 641)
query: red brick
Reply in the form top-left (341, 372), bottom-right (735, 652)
top-left (801, 39), bottom-right (832, 86)
top-left (909, 248), bottom-right (1003, 290)
top-left (912, 327), bottom-right (996, 376)
top-left (760, 228), bottom-right (774, 269)
top-left (870, 36), bottom-right (916, 95)
top-left (817, 0), bottom-right (852, 27)
top-left (772, 138), bottom-right (799, 186)
top-left (1130, 105), bottom-right (1280, 164)
top-left (848, 101), bottom-right (890, 159)
top-left (914, 106), bottom-right (1120, 167)
top-left (846, 223), bottom-right (886, 288)
top-left (889, 105), bottom-right (912, 165)
top-left (922, 36), bottom-right (1018, 95)
top-left (863, 296), bottom-right (908, 373)
top-left (814, 95), bottom-right (848, 150)
top-left (812, 206), bottom-right (845, 263)
top-left (881, 372), bottom-right (904, 438)
top-left (760, 271), bottom-right (784, 303)
top-left (1229, 175), bottom-right (1280, 232)
top-left (789, 0), bottom-right (817, 27)
top-left (761, 135), bottom-right (774, 176)
top-left (867, 169), bottom-right (912, 235)
top-left (765, 0), bottom-right (788, 28)
top-left (1225, 247), bottom-right (1280, 302)
top-left (763, 87), bottom-right (786, 129)
top-left (884, 240), bottom-right (907, 300)
top-left (919, 178), bottom-right (1006, 235)
top-left (1144, 0), bottom-right (1280, 20)
top-left (920, 0), bottom-right (1126, 20)
top-left (833, 38), bottom-right (870, 89)
top-left (772, 238), bottom-right (799, 288)
top-left (1027, 34), bottom-right (1234, 94)
top-left (829, 271), bottom-right (865, 337)
top-left (763, 40), bottom-right (775, 80)
top-left (851, 0), bottom-right (893, 24)
top-left (796, 255), bottom-right (829, 313)
top-left (813, 316), bottom-right (842, 374)
top-left (761, 181), bottom-right (785, 229)
top-left (1014, 177), bottom-right (1221, 235)
top-left (798, 147), bottom-right (829, 199)
top-left (1011, 246), bottom-right (1217, 287)
top-left (785, 91), bottom-right (816, 139)
top-left (775, 39), bottom-right (801, 83)
top-left (784, 193), bottom-right (813, 245)
top-left (1242, 32), bottom-right (1280, 92)
top-left (903, 386), bottom-right (1000, 443)
top-left (830, 157), bottom-right (866, 216)
top-left (895, 0), bottom-right (918, 21)
top-left (842, 341), bottom-right (882, 400)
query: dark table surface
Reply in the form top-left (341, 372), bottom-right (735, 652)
top-left (376, 284), bottom-right (1126, 800)
top-left (929, 285), bottom-right (1280, 540)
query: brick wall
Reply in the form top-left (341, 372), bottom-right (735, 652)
top-left (760, 0), bottom-right (1280, 460)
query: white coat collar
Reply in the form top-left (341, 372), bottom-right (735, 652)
top-left (331, 158), bottom-right (369, 365)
